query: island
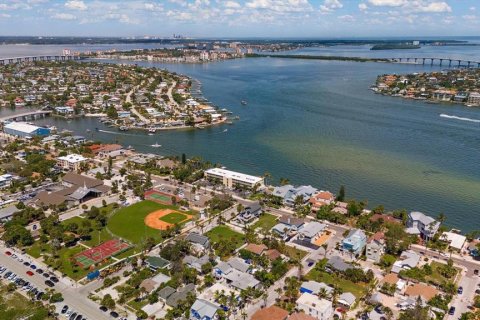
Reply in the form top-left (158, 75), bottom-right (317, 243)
top-left (371, 69), bottom-right (480, 107)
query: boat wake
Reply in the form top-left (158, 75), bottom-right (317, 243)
top-left (439, 114), bottom-right (480, 123)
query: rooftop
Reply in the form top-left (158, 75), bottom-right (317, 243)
top-left (205, 167), bottom-right (263, 184)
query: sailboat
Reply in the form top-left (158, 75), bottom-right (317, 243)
top-left (151, 142), bottom-right (161, 148)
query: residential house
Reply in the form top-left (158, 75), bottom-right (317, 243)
top-left (251, 305), bottom-right (289, 320)
top-left (243, 243), bottom-right (267, 256)
top-left (309, 191), bottom-right (335, 213)
top-left (159, 283), bottom-right (195, 307)
top-left (273, 185), bottom-right (318, 207)
top-left (296, 293), bottom-right (333, 320)
top-left (391, 250), bottom-right (420, 274)
top-left (366, 232), bottom-right (385, 263)
top-left (297, 221), bottom-right (327, 245)
top-left (441, 232), bottom-right (466, 250)
top-left (300, 280), bottom-right (333, 296)
top-left (183, 255), bottom-right (210, 272)
top-left (342, 229), bottom-right (367, 256)
top-left (186, 232), bottom-right (210, 254)
top-left (145, 256), bottom-right (171, 271)
top-left (271, 215), bottom-right (305, 240)
top-left (237, 202), bottom-right (262, 223)
top-left (406, 211), bottom-right (440, 239)
top-left (190, 299), bottom-right (221, 320)
top-left (326, 256), bottom-right (351, 273)
top-left (338, 292), bottom-right (356, 309)
top-left (405, 283), bottom-right (438, 301)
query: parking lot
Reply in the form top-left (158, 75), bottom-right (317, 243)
top-left (0, 246), bottom-right (112, 320)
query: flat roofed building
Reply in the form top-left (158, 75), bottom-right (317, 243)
top-left (296, 293), bottom-right (333, 320)
top-left (57, 154), bottom-right (88, 171)
top-left (204, 168), bottom-right (264, 189)
top-left (4, 122), bottom-right (50, 138)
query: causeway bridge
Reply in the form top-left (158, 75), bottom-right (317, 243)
top-left (0, 110), bottom-right (52, 123)
top-left (390, 57), bottom-right (480, 68)
top-left (0, 55), bottom-right (82, 65)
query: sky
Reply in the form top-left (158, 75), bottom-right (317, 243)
top-left (0, 0), bottom-right (479, 38)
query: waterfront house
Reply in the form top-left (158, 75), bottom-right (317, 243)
top-left (468, 92), bottom-right (480, 105)
top-left (342, 229), bottom-right (367, 256)
top-left (309, 190), bottom-right (335, 213)
top-left (296, 293), bottom-right (333, 320)
top-left (273, 184), bottom-right (318, 207)
top-left (405, 211), bottom-right (440, 239)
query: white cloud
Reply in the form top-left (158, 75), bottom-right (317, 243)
top-left (412, 2), bottom-right (451, 13)
top-left (65, 0), bottom-right (87, 11)
top-left (462, 14), bottom-right (477, 21)
top-left (359, 3), bottom-right (368, 11)
top-left (320, 0), bottom-right (343, 13)
top-left (338, 14), bottom-right (355, 21)
top-left (224, 1), bottom-right (241, 9)
top-left (470, 6), bottom-right (476, 11)
top-left (52, 12), bottom-right (77, 20)
top-left (0, 13), bottom-right (11, 18)
top-left (368, 0), bottom-right (405, 6)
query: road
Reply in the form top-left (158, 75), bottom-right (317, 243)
top-left (0, 244), bottom-right (110, 320)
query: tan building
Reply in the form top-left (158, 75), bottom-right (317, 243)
top-left (57, 154), bottom-right (87, 171)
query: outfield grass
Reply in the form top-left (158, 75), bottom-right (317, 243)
top-left (160, 212), bottom-right (189, 225)
top-left (107, 200), bottom-right (196, 246)
top-left (252, 213), bottom-right (278, 231)
top-left (207, 225), bottom-right (245, 248)
top-left (306, 268), bottom-right (366, 299)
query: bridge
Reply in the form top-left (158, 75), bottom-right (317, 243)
top-left (0, 55), bottom-right (83, 65)
top-left (390, 57), bottom-right (480, 68)
top-left (0, 110), bottom-right (52, 123)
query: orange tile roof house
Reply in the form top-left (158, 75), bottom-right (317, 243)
top-left (405, 283), bottom-right (438, 301)
top-left (244, 243), bottom-right (268, 256)
top-left (288, 312), bottom-right (316, 320)
top-left (251, 306), bottom-right (289, 320)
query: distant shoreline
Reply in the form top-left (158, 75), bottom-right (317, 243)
top-left (246, 53), bottom-right (391, 63)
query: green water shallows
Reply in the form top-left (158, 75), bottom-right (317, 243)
top-left (23, 56), bottom-right (480, 232)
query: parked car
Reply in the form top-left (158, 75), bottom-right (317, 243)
top-left (458, 287), bottom-right (463, 294)
top-left (26, 271), bottom-right (34, 276)
top-left (50, 276), bottom-right (59, 283)
top-left (99, 306), bottom-right (108, 312)
top-left (448, 307), bottom-right (456, 315)
top-left (30, 264), bottom-right (37, 270)
top-left (61, 305), bottom-right (69, 314)
top-left (110, 311), bottom-right (119, 318)
top-left (45, 280), bottom-right (54, 287)
top-left (5, 251), bottom-right (12, 256)
top-left (35, 269), bottom-right (43, 274)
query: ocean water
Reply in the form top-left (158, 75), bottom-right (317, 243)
top-left (3, 43), bottom-right (480, 231)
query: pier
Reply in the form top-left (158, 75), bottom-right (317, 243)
top-left (0, 55), bottom-right (83, 65)
top-left (390, 57), bottom-right (480, 68)
top-left (0, 110), bottom-right (52, 123)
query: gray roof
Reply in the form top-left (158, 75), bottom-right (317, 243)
top-left (191, 299), bottom-right (220, 319)
top-left (301, 280), bottom-right (333, 294)
top-left (327, 256), bottom-right (351, 272)
top-left (223, 269), bottom-right (260, 290)
top-left (227, 257), bottom-right (250, 273)
top-left (166, 283), bottom-right (195, 307)
top-left (300, 221), bottom-right (326, 238)
top-left (158, 286), bottom-right (176, 300)
top-left (339, 292), bottom-right (356, 306)
top-left (0, 205), bottom-right (20, 220)
top-left (183, 255), bottom-right (210, 271)
top-left (186, 232), bottom-right (210, 247)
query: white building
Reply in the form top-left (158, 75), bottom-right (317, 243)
top-left (57, 154), bottom-right (88, 171)
top-left (441, 232), bottom-right (466, 250)
top-left (204, 168), bottom-right (264, 189)
top-left (406, 211), bottom-right (440, 239)
top-left (296, 293), bottom-right (333, 320)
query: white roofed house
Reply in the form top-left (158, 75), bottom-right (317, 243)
top-left (297, 221), bottom-right (326, 244)
top-left (272, 184), bottom-right (318, 207)
top-left (204, 168), bottom-right (264, 190)
top-left (57, 153), bottom-right (88, 171)
top-left (296, 292), bottom-right (333, 320)
top-left (406, 211), bottom-right (440, 239)
top-left (391, 250), bottom-right (420, 274)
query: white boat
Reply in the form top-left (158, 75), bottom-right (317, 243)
top-left (151, 142), bottom-right (161, 148)
top-left (148, 127), bottom-right (156, 133)
top-left (223, 129), bottom-right (228, 133)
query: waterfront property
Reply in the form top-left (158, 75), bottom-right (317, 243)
top-left (57, 153), bottom-right (88, 171)
top-left (405, 211), bottom-right (440, 239)
top-left (3, 121), bottom-right (50, 137)
top-left (204, 167), bottom-right (264, 189)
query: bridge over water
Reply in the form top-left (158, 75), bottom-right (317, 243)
top-left (390, 57), bottom-right (480, 68)
top-left (0, 110), bottom-right (52, 123)
top-left (0, 55), bottom-right (82, 65)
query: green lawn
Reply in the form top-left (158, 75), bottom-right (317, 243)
top-left (107, 200), bottom-right (196, 246)
top-left (283, 245), bottom-right (308, 261)
top-left (427, 261), bottom-right (461, 285)
top-left (306, 268), bottom-right (366, 299)
top-left (252, 213), bottom-right (278, 231)
top-left (0, 284), bottom-right (53, 319)
top-left (207, 225), bottom-right (245, 248)
top-left (160, 212), bottom-right (189, 225)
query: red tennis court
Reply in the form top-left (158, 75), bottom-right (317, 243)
top-left (73, 239), bottom-right (130, 268)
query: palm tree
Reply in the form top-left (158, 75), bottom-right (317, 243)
top-left (263, 172), bottom-right (272, 186)
top-left (318, 287), bottom-right (329, 299)
top-left (437, 212), bottom-right (446, 225)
